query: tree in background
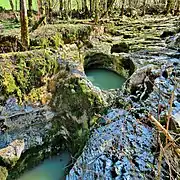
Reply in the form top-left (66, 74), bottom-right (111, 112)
top-left (28, 0), bottom-right (33, 17)
top-left (20, 0), bottom-right (29, 50)
top-left (142, 0), bottom-right (147, 16)
top-left (121, 0), bottom-right (126, 16)
top-left (166, 0), bottom-right (174, 13)
top-left (59, 0), bottom-right (63, 17)
top-left (95, 0), bottom-right (99, 24)
top-left (9, 0), bottom-right (18, 21)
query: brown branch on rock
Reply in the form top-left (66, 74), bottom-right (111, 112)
top-left (166, 85), bottom-right (176, 144)
top-left (148, 114), bottom-right (174, 143)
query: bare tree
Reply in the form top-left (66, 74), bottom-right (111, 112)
top-left (121, 0), bottom-right (126, 16)
top-left (20, 0), bottom-right (29, 50)
top-left (28, 0), bottom-right (33, 17)
top-left (142, 0), bottom-right (147, 15)
top-left (64, 0), bottom-right (69, 20)
top-left (37, 0), bottom-right (42, 20)
top-left (9, 0), bottom-right (18, 21)
top-left (95, 0), bottom-right (99, 24)
top-left (166, 0), bottom-right (174, 13)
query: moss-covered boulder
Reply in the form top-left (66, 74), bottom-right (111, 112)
top-left (30, 24), bottom-right (93, 49)
top-left (0, 140), bottom-right (24, 167)
top-left (0, 49), bottom-right (107, 179)
top-left (111, 42), bottom-right (130, 53)
top-left (0, 49), bottom-right (59, 104)
top-left (0, 166), bottom-right (8, 180)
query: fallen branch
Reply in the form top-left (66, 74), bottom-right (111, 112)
top-left (148, 114), bottom-right (174, 143)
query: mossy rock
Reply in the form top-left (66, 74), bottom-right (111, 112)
top-left (51, 73), bottom-right (106, 154)
top-left (0, 49), bottom-right (59, 104)
top-left (52, 75), bottom-right (105, 119)
top-left (0, 166), bottom-right (8, 180)
top-left (0, 35), bottom-right (22, 53)
top-left (30, 24), bottom-right (93, 49)
top-left (111, 42), bottom-right (130, 53)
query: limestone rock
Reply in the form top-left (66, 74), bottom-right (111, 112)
top-left (0, 166), bottom-right (8, 180)
top-left (111, 42), bottom-right (129, 53)
top-left (123, 64), bottom-right (159, 95)
top-left (0, 139), bottom-right (24, 167)
top-left (166, 33), bottom-right (180, 50)
top-left (66, 109), bottom-right (156, 180)
top-left (160, 30), bottom-right (176, 38)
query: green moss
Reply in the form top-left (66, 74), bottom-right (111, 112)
top-left (0, 166), bottom-right (8, 180)
top-left (78, 79), bottom-right (104, 106)
top-left (71, 121), bottom-right (89, 156)
top-left (51, 33), bottom-right (64, 49)
top-left (0, 156), bottom-right (19, 168)
top-left (0, 50), bottom-right (59, 103)
top-left (30, 24), bottom-right (92, 48)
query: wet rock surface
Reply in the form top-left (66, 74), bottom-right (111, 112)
top-left (67, 109), bottom-right (157, 180)
top-left (66, 63), bottom-right (180, 180)
top-left (66, 16), bottom-right (180, 179)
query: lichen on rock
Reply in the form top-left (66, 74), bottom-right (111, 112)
top-left (0, 166), bottom-right (8, 180)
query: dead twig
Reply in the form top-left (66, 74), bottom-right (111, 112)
top-left (166, 85), bottom-right (176, 144)
top-left (148, 114), bottom-right (174, 143)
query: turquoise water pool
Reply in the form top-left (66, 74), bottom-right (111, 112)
top-left (18, 152), bottom-right (70, 180)
top-left (86, 68), bottom-right (126, 90)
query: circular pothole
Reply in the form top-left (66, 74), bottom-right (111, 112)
top-left (85, 68), bottom-right (126, 90)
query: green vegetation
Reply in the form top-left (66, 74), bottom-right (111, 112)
top-left (0, 50), bottom-right (59, 103)
top-left (0, 0), bottom-right (37, 10)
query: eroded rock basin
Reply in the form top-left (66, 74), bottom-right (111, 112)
top-left (18, 152), bottom-right (70, 180)
top-left (86, 68), bottom-right (126, 90)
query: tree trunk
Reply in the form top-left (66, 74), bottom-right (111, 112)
top-left (37, 0), bottom-right (41, 20)
top-left (59, 0), bottom-right (63, 17)
top-left (166, 0), bottom-right (174, 13)
top-left (103, 0), bottom-right (108, 18)
top-left (142, 0), bottom-right (146, 16)
top-left (90, 0), bottom-right (92, 12)
top-left (20, 0), bottom-right (29, 50)
top-left (15, 0), bottom-right (18, 11)
top-left (9, 0), bottom-right (18, 21)
top-left (129, 0), bottom-right (132, 16)
top-left (82, 0), bottom-right (87, 11)
top-left (121, 0), bottom-right (126, 16)
top-left (48, 0), bottom-right (53, 20)
top-left (95, 0), bottom-right (99, 24)
top-left (68, 0), bottom-right (71, 18)
top-left (91, 0), bottom-right (95, 14)
top-left (101, 0), bottom-right (115, 18)
top-left (28, 0), bottom-right (33, 17)
top-left (64, 0), bottom-right (69, 20)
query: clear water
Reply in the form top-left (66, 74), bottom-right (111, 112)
top-left (86, 68), bottom-right (126, 90)
top-left (18, 152), bottom-right (71, 180)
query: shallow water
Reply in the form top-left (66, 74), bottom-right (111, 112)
top-left (86, 68), bottom-right (126, 90)
top-left (18, 152), bottom-right (71, 180)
